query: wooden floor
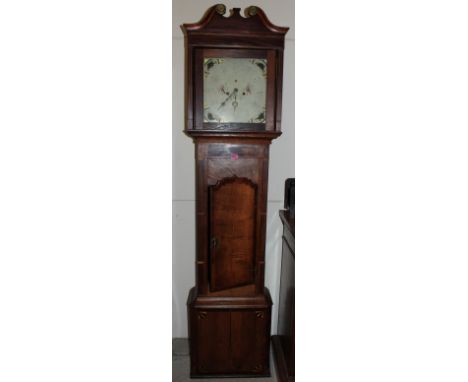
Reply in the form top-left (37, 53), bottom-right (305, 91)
top-left (172, 338), bottom-right (277, 382)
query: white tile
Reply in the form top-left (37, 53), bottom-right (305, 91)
top-left (172, 201), bottom-right (196, 337)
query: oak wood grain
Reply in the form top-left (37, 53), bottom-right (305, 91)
top-left (183, 5), bottom-right (288, 377)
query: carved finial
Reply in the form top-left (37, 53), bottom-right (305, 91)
top-left (246, 6), bottom-right (258, 17)
top-left (228, 7), bottom-right (241, 17)
top-left (215, 4), bottom-right (226, 15)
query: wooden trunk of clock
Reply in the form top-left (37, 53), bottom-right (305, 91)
top-left (182, 5), bottom-right (288, 378)
top-left (187, 138), bottom-right (273, 378)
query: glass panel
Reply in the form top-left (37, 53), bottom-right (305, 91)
top-left (203, 58), bottom-right (267, 123)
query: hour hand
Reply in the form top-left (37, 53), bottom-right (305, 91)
top-left (219, 85), bottom-right (229, 95)
top-left (218, 88), bottom-right (237, 110)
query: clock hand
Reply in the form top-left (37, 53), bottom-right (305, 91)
top-left (232, 92), bottom-right (238, 111)
top-left (218, 93), bottom-right (233, 109)
top-left (218, 88), bottom-right (238, 110)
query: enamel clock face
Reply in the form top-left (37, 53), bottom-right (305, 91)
top-left (203, 57), bottom-right (267, 124)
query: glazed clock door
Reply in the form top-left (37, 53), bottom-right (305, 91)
top-left (209, 177), bottom-right (257, 292)
top-left (193, 48), bottom-right (277, 131)
top-left (203, 57), bottom-right (267, 124)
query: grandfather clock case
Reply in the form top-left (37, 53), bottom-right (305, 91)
top-left (182, 5), bottom-right (288, 378)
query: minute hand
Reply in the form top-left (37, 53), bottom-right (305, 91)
top-left (218, 88), bottom-right (238, 110)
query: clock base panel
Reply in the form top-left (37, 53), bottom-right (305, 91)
top-left (187, 287), bottom-right (272, 378)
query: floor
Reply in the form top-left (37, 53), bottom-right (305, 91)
top-left (172, 338), bottom-right (277, 382)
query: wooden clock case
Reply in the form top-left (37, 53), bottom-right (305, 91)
top-left (181, 4), bottom-right (288, 378)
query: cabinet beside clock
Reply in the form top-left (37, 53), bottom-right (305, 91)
top-left (272, 179), bottom-right (295, 382)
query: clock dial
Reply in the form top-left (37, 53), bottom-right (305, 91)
top-left (203, 58), bottom-right (267, 124)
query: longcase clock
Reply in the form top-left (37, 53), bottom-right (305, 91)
top-left (181, 4), bottom-right (288, 378)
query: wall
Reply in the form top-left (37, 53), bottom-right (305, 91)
top-left (172, 0), bottom-right (295, 337)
